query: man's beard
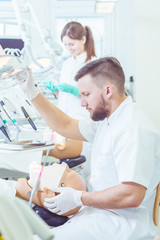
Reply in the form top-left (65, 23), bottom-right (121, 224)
top-left (90, 95), bottom-right (109, 121)
top-left (91, 110), bottom-right (107, 121)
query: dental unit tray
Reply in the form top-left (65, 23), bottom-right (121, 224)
top-left (0, 140), bottom-right (55, 151)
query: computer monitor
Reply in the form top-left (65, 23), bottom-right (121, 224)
top-left (0, 38), bottom-right (24, 56)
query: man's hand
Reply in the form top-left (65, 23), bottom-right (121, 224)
top-left (57, 83), bottom-right (80, 96)
top-left (44, 187), bottom-right (83, 215)
top-left (43, 81), bottom-right (58, 92)
top-left (19, 69), bottom-right (39, 100)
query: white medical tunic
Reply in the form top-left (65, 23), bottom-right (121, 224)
top-left (58, 52), bottom-right (91, 119)
top-left (65, 96), bottom-right (160, 240)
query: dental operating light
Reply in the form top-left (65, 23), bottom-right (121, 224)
top-left (0, 55), bottom-right (28, 90)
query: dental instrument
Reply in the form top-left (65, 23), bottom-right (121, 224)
top-left (21, 106), bottom-right (37, 131)
top-left (28, 148), bottom-right (50, 208)
top-left (3, 97), bottom-right (21, 118)
top-left (25, 99), bottom-right (32, 106)
top-left (0, 100), bottom-right (21, 133)
top-left (0, 119), bottom-right (11, 142)
top-left (28, 165), bottom-right (44, 208)
top-left (0, 110), bottom-right (10, 134)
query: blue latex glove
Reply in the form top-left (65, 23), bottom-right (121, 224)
top-left (43, 81), bottom-right (57, 92)
top-left (57, 83), bottom-right (80, 96)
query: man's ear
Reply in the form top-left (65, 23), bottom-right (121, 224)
top-left (104, 85), bottom-right (113, 98)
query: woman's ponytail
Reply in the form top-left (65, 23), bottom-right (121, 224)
top-left (84, 26), bottom-right (96, 62)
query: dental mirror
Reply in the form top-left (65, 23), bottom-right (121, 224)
top-left (0, 55), bottom-right (28, 90)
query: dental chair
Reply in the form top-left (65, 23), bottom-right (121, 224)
top-left (59, 155), bottom-right (86, 172)
top-left (0, 195), bottom-right (53, 240)
top-left (41, 154), bottom-right (86, 174)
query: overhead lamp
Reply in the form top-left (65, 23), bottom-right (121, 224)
top-left (95, 1), bottom-right (116, 13)
top-left (0, 55), bottom-right (28, 90)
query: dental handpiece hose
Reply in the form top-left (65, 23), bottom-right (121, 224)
top-left (21, 106), bottom-right (37, 131)
top-left (0, 100), bottom-right (21, 133)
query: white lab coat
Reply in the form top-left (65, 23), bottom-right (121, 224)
top-left (58, 52), bottom-right (92, 119)
top-left (58, 52), bottom-right (95, 179)
top-left (51, 96), bottom-right (160, 240)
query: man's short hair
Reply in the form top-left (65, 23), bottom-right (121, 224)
top-left (75, 57), bottom-right (125, 95)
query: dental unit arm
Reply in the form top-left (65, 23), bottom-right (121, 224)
top-left (12, 0), bottom-right (62, 70)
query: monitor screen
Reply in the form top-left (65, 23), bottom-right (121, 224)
top-left (0, 38), bottom-right (24, 56)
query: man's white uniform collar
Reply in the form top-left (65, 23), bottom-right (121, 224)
top-left (107, 96), bottom-right (133, 125)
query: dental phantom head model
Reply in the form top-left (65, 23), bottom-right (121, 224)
top-left (15, 161), bottom-right (86, 216)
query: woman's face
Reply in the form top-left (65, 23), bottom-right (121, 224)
top-left (62, 35), bottom-right (86, 58)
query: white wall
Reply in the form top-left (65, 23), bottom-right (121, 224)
top-left (136, 0), bottom-right (160, 132)
top-left (114, 0), bottom-right (136, 88)
top-left (112, 0), bottom-right (160, 132)
top-left (102, 0), bottom-right (136, 98)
